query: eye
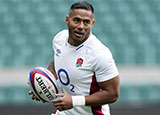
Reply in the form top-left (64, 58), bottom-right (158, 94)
top-left (84, 20), bottom-right (90, 25)
top-left (73, 18), bottom-right (81, 23)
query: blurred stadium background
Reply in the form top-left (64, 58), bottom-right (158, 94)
top-left (0, 0), bottom-right (160, 115)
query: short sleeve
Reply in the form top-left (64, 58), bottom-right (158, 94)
top-left (93, 48), bottom-right (119, 82)
top-left (52, 30), bottom-right (68, 53)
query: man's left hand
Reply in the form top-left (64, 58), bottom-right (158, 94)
top-left (52, 94), bottom-right (73, 111)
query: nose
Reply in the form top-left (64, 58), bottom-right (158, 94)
top-left (77, 22), bottom-right (84, 31)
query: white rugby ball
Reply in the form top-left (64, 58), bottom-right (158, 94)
top-left (28, 67), bottom-right (58, 102)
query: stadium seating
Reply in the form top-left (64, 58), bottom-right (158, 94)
top-left (0, 0), bottom-right (160, 66)
top-left (0, 85), bottom-right (159, 105)
top-left (118, 84), bottom-right (160, 104)
top-left (0, 85), bottom-right (42, 105)
top-left (0, 0), bottom-right (160, 106)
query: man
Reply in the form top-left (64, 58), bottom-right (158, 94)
top-left (30, 1), bottom-right (119, 115)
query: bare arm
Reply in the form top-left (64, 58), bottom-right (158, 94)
top-left (52, 75), bottom-right (120, 111)
top-left (85, 75), bottom-right (120, 106)
top-left (47, 58), bottom-right (58, 80)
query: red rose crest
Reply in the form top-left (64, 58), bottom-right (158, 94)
top-left (76, 58), bottom-right (83, 67)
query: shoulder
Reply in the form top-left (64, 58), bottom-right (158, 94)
top-left (86, 33), bottom-right (115, 66)
top-left (85, 33), bottom-right (112, 58)
top-left (54, 29), bottom-right (68, 40)
top-left (89, 35), bottom-right (118, 81)
top-left (52, 29), bottom-right (68, 47)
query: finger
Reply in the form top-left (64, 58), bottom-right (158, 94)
top-left (32, 95), bottom-right (39, 100)
top-left (52, 94), bottom-right (66, 103)
top-left (56, 106), bottom-right (65, 111)
top-left (55, 93), bottom-right (65, 97)
top-left (53, 103), bottom-right (59, 107)
top-left (52, 98), bottom-right (62, 103)
top-left (32, 95), bottom-right (36, 100)
top-left (28, 90), bottom-right (33, 95)
top-left (33, 96), bottom-right (40, 101)
top-left (53, 102), bottom-right (63, 107)
top-left (56, 106), bottom-right (62, 111)
top-left (57, 107), bottom-right (63, 111)
top-left (36, 98), bottom-right (40, 101)
top-left (59, 106), bottom-right (67, 111)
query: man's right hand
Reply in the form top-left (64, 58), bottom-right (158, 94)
top-left (28, 90), bottom-right (41, 101)
top-left (28, 90), bottom-right (47, 103)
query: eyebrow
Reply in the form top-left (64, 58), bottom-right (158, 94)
top-left (72, 16), bottom-right (91, 21)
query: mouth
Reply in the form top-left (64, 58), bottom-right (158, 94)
top-left (74, 31), bottom-right (84, 38)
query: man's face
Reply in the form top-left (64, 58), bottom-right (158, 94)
top-left (66, 9), bottom-right (95, 46)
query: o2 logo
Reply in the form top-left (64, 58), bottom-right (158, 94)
top-left (58, 69), bottom-right (75, 92)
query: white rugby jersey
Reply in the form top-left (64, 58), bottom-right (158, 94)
top-left (52, 30), bottom-right (119, 115)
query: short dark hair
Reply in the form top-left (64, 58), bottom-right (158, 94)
top-left (70, 1), bottom-right (94, 13)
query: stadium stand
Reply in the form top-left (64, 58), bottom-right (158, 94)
top-left (0, 0), bottom-right (160, 66)
top-left (0, 0), bottom-right (160, 114)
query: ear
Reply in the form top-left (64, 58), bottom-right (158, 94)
top-left (91, 19), bottom-right (95, 26)
top-left (65, 16), bottom-right (69, 26)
